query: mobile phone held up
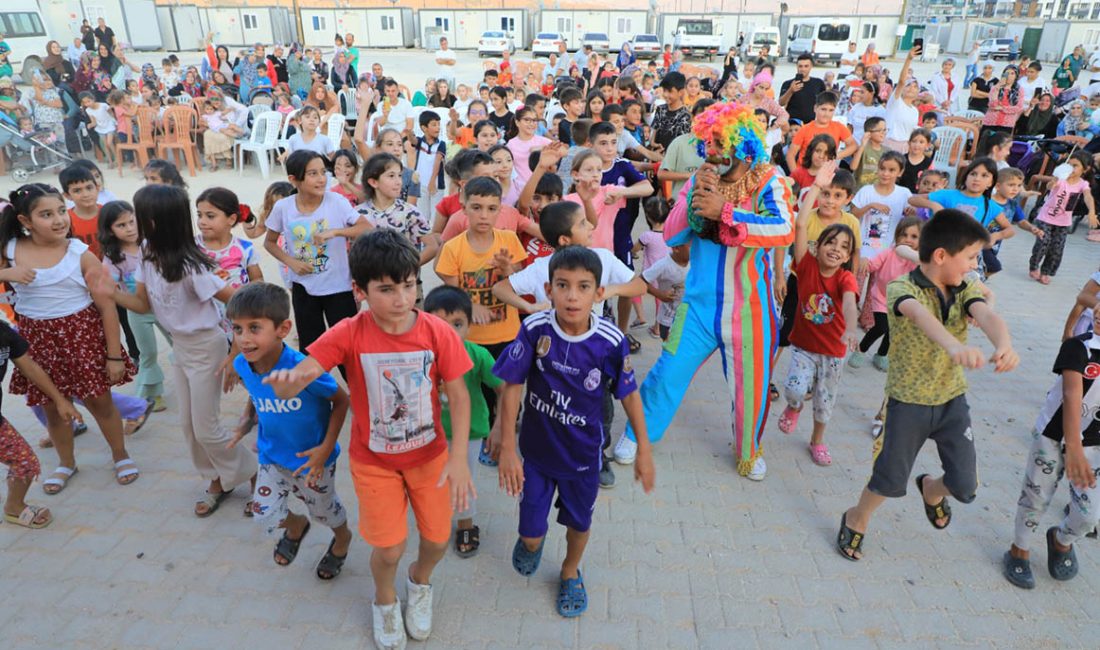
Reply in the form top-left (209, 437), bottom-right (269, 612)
top-left (913, 38), bottom-right (924, 55)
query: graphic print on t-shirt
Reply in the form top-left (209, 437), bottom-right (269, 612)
top-left (459, 266), bottom-right (507, 322)
top-left (361, 349), bottom-right (437, 453)
top-left (287, 218), bottom-right (331, 274)
top-left (865, 208), bottom-right (889, 253)
top-left (802, 292), bottom-right (836, 325)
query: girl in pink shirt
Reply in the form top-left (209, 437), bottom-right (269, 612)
top-left (505, 106), bottom-right (550, 189)
top-left (848, 216), bottom-right (922, 371)
top-left (1028, 152), bottom-right (1098, 284)
top-left (564, 150), bottom-right (625, 251)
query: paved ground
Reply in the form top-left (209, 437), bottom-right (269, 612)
top-left (2, 48), bottom-right (1099, 650)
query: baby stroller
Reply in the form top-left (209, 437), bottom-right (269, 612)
top-left (0, 113), bottom-right (73, 183)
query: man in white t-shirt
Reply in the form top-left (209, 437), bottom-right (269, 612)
top-left (839, 42), bottom-right (859, 77)
top-left (435, 37), bottom-right (457, 86)
top-left (1078, 45), bottom-right (1100, 89)
top-left (380, 78), bottom-right (413, 136)
top-left (1017, 62), bottom-right (1051, 102)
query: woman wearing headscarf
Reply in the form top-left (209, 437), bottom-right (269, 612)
top-left (234, 50), bottom-right (263, 103)
top-left (139, 63), bottom-right (160, 94)
top-left (980, 64), bottom-right (1026, 144)
top-left (616, 42), bottom-right (636, 70)
top-left (286, 45), bottom-right (312, 98)
top-left (861, 43), bottom-right (880, 67)
top-left (614, 102), bottom-right (795, 481)
top-left (329, 50), bottom-right (356, 92)
top-left (168, 68), bottom-right (204, 98)
top-left (1018, 92), bottom-right (1059, 138)
top-left (42, 41), bottom-right (74, 86)
top-left (304, 81), bottom-right (339, 120)
top-left (72, 51), bottom-right (97, 94)
top-left (744, 71), bottom-right (789, 130)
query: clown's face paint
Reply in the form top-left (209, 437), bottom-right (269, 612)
top-left (706, 136), bottom-right (735, 176)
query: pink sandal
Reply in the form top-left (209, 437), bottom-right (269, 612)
top-left (1040, 275), bottom-right (1052, 285)
top-left (1029, 269), bottom-right (1041, 281)
top-left (809, 444), bottom-right (832, 466)
top-left (778, 406), bottom-right (801, 434)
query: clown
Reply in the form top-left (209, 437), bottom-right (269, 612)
top-left (613, 102), bottom-right (796, 479)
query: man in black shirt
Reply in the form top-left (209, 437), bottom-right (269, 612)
top-left (93, 17), bottom-right (115, 51)
top-left (779, 54), bottom-right (826, 125)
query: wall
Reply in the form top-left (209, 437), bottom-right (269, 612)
top-left (537, 10), bottom-right (650, 49)
top-left (419, 9), bottom-right (526, 49)
top-left (657, 13), bottom-right (774, 51)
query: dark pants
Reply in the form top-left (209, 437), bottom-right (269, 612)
top-left (290, 283), bottom-right (358, 352)
top-left (1028, 221), bottom-right (1069, 276)
top-left (858, 311), bottom-right (890, 356)
top-left (481, 341), bottom-right (511, 426)
top-left (118, 304), bottom-right (140, 361)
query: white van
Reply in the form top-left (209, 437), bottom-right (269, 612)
top-left (1, 0), bottom-right (53, 84)
top-left (786, 19), bottom-right (854, 66)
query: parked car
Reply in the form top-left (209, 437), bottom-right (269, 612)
top-left (532, 32), bottom-right (568, 57)
top-left (979, 38), bottom-right (1014, 60)
top-left (581, 32), bottom-right (611, 54)
top-left (478, 31), bottom-right (515, 57)
top-left (629, 33), bottom-right (661, 59)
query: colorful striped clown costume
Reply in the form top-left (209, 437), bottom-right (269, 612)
top-left (623, 103), bottom-right (796, 476)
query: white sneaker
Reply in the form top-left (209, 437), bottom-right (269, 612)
top-left (372, 601), bottom-right (407, 650)
top-left (404, 573), bottom-right (434, 641)
top-left (746, 457), bottom-right (767, 482)
top-left (613, 434), bottom-right (638, 465)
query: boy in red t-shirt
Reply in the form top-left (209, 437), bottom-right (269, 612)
top-left (786, 91), bottom-right (858, 173)
top-left (264, 229), bottom-right (475, 650)
top-left (59, 165), bottom-right (102, 258)
top-left (431, 149), bottom-right (495, 237)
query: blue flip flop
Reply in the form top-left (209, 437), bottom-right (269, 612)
top-left (557, 572), bottom-right (587, 618)
top-left (511, 537), bottom-right (544, 576)
top-left (477, 440), bottom-right (497, 467)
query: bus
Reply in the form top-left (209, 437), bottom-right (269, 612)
top-left (2, 0), bottom-right (53, 84)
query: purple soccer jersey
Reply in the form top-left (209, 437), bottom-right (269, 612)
top-left (493, 311), bottom-right (638, 478)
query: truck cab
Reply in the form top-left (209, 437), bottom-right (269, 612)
top-left (672, 18), bottom-right (723, 61)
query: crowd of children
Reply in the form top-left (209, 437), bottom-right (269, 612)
top-left (6, 34), bottom-right (1100, 650)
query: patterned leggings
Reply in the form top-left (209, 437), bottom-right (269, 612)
top-left (0, 418), bottom-right (41, 481)
top-left (1012, 432), bottom-right (1100, 551)
top-left (1028, 222), bottom-right (1069, 277)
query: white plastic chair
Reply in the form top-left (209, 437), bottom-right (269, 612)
top-left (325, 113), bottom-right (347, 143)
top-left (248, 104), bottom-right (272, 121)
top-left (413, 107), bottom-right (449, 141)
top-left (930, 126), bottom-right (968, 187)
top-left (176, 94), bottom-right (193, 104)
top-left (955, 109), bottom-right (985, 121)
top-left (236, 112), bottom-right (283, 179)
top-left (339, 89), bottom-right (358, 122)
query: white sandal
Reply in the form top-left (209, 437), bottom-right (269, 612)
top-left (114, 459), bottom-right (140, 485)
top-left (43, 466), bottom-right (77, 495)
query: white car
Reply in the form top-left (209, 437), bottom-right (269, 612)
top-left (581, 32), bottom-right (611, 54)
top-left (532, 32), bottom-right (568, 57)
top-left (979, 38), bottom-right (1014, 60)
top-left (629, 33), bottom-right (661, 59)
top-left (478, 31), bottom-right (515, 57)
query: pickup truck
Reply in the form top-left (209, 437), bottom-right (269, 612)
top-left (672, 18), bottom-right (723, 61)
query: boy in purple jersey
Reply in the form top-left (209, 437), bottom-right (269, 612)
top-left (494, 246), bottom-right (656, 618)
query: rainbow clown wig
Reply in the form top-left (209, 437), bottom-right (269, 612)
top-left (692, 102), bottom-right (769, 169)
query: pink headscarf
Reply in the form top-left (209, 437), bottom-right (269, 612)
top-left (750, 70), bottom-right (773, 91)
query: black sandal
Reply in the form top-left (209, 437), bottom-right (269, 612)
top-left (273, 521), bottom-right (311, 566)
top-left (316, 537), bottom-right (347, 580)
top-left (769, 383), bottom-right (780, 401)
top-left (626, 334), bottom-right (641, 354)
top-left (455, 525), bottom-right (480, 558)
top-left (836, 513), bottom-right (865, 561)
top-left (915, 474), bottom-right (952, 530)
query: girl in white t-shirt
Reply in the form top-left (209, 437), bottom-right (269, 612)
top-left (282, 105), bottom-right (335, 161)
top-left (0, 184), bottom-right (138, 495)
top-left (112, 184), bottom-right (257, 517)
top-left (884, 48), bottom-right (920, 153)
top-left (263, 150), bottom-right (371, 351)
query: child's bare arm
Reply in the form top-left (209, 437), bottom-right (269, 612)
top-left (492, 278), bottom-right (548, 313)
top-left (1061, 369), bottom-right (1098, 489)
top-left (441, 375), bottom-right (474, 512)
top-left (497, 383), bottom-right (526, 496)
top-left (1085, 190), bottom-right (1098, 228)
top-left (620, 391), bottom-right (654, 493)
top-left (11, 354), bottom-right (82, 424)
top-left (263, 356), bottom-right (327, 399)
top-left (841, 291), bottom-right (860, 351)
top-left (287, 387), bottom-right (350, 484)
top-left (419, 233), bottom-right (440, 266)
top-left (967, 300), bottom-right (1018, 372)
top-left (605, 276), bottom-right (647, 301)
top-left (1064, 303), bottom-right (1087, 340)
top-left (907, 194), bottom-right (943, 212)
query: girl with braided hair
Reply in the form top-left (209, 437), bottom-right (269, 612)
top-left (611, 102), bottom-right (796, 480)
